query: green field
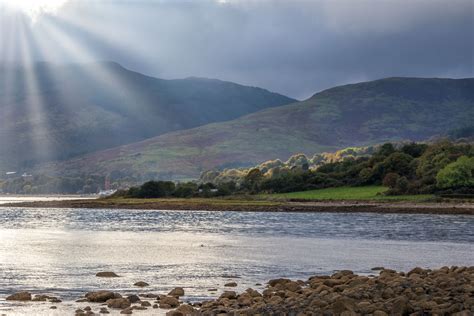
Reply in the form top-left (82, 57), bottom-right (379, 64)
top-left (262, 186), bottom-right (433, 201)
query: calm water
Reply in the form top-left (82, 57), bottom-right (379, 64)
top-left (0, 207), bottom-right (473, 315)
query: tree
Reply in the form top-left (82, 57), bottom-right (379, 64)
top-left (436, 156), bottom-right (474, 189)
top-left (243, 168), bottom-right (264, 192)
top-left (381, 152), bottom-right (414, 178)
top-left (137, 181), bottom-right (176, 198)
top-left (395, 176), bottom-right (409, 194)
top-left (383, 173), bottom-right (399, 189)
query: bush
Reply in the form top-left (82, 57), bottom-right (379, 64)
top-left (436, 156), bottom-right (474, 189)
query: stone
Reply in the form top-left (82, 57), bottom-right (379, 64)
top-left (391, 296), bottom-right (410, 315)
top-left (168, 287), bottom-right (185, 297)
top-left (120, 307), bottom-right (133, 314)
top-left (133, 281), bottom-right (149, 287)
top-left (6, 292), bottom-right (32, 301)
top-left (219, 291), bottom-right (237, 300)
top-left (268, 278), bottom-right (292, 287)
top-left (107, 298), bottom-right (131, 309)
top-left (160, 296), bottom-right (180, 308)
top-left (331, 297), bottom-right (356, 314)
top-left (96, 272), bottom-right (119, 277)
top-left (141, 301), bottom-right (151, 307)
top-left (175, 304), bottom-right (196, 314)
top-left (224, 282), bottom-right (238, 287)
top-left (127, 294), bottom-right (140, 303)
top-left (50, 306), bottom-right (57, 309)
top-left (86, 291), bottom-right (117, 302)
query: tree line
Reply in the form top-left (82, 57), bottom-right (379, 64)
top-left (118, 140), bottom-right (473, 199)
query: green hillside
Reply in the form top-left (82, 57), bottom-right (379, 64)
top-left (42, 77), bottom-right (474, 181)
top-left (0, 62), bottom-right (295, 171)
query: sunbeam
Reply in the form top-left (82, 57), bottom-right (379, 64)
top-left (16, 17), bottom-right (53, 166)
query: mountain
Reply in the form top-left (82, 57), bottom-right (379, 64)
top-left (0, 62), bottom-right (295, 171)
top-left (35, 77), bottom-right (474, 181)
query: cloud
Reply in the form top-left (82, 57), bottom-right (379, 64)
top-left (1, 0), bottom-right (473, 98)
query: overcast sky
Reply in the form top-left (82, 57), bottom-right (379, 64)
top-left (1, 0), bottom-right (473, 99)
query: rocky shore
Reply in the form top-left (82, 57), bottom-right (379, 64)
top-left (4, 198), bottom-right (474, 215)
top-left (4, 267), bottom-right (473, 315)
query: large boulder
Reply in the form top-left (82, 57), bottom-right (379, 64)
top-left (85, 291), bottom-right (117, 302)
top-left (160, 296), bottom-right (180, 308)
top-left (168, 287), bottom-right (185, 297)
top-left (6, 292), bottom-right (32, 301)
top-left (107, 298), bottom-right (131, 309)
top-left (134, 281), bottom-right (149, 287)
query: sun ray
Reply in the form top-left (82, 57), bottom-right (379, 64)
top-left (39, 16), bottom-right (160, 126)
top-left (16, 17), bottom-right (54, 166)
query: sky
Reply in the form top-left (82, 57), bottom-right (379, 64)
top-left (0, 0), bottom-right (473, 99)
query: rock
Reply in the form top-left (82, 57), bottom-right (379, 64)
top-left (133, 281), bottom-right (149, 287)
top-left (153, 304), bottom-right (159, 309)
top-left (140, 293), bottom-right (158, 298)
top-left (127, 294), bottom-right (140, 303)
top-left (168, 287), bottom-right (185, 297)
top-left (99, 307), bottom-right (110, 314)
top-left (85, 291), bottom-right (116, 302)
top-left (120, 307), bottom-right (133, 314)
top-left (219, 291), bottom-right (237, 300)
top-left (107, 298), bottom-right (131, 309)
top-left (224, 282), bottom-right (238, 287)
top-left (331, 297), bottom-right (356, 314)
top-left (6, 292), bottom-right (32, 301)
top-left (372, 267), bottom-right (385, 271)
top-left (160, 296), bottom-right (180, 308)
top-left (133, 306), bottom-right (147, 310)
top-left (391, 296), bottom-right (410, 315)
top-left (246, 288), bottom-right (262, 297)
top-left (408, 267), bottom-right (426, 276)
top-left (96, 272), bottom-right (119, 277)
top-left (268, 278), bottom-right (292, 287)
top-left (208, 288), bottom-right (218, 291)
top-left (84, 306), bottom-right (92, 311)
top-left (175, 304), bottom-right (196, 314)
top-left (76, 299), bottom-right (88, 302)
top-left (50, 306), bottom-right (57, 309)
top-left (141, 301), bottom-right (151, 307)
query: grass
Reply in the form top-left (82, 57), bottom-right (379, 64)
top-left (261, 186), bottom-right (434, 202)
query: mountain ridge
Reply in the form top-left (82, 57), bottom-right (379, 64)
top-left (39, 77), bottom-right (474, 181)
top-left (0, 62), bottom-right (296, 171)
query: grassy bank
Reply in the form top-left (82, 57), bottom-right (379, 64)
top-left (260, 186), bottom-right (434, 202)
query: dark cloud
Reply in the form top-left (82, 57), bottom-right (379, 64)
top-left (1, 0), bottom-right (473, 99)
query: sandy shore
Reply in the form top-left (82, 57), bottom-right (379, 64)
top-left (3, 197), bottom-right (474, 215)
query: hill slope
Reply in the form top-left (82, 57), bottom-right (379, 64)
top-left (0, 62), bottom-right (295, 171)
top-left (43, 77), bottom-right (474, 180)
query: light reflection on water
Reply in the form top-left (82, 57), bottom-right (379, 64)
top-left (0, 207), bottom-right (473, 315)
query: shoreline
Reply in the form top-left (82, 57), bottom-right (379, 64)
top-left (3, 266), bottom-right (473, 315)
top-left (3, 198), bottom-right (474, 215)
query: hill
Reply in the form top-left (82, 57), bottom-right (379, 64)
top-left (0, 62), bottom-right (295, 171)
top-left (40, 77), bottom-right (474, 181)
